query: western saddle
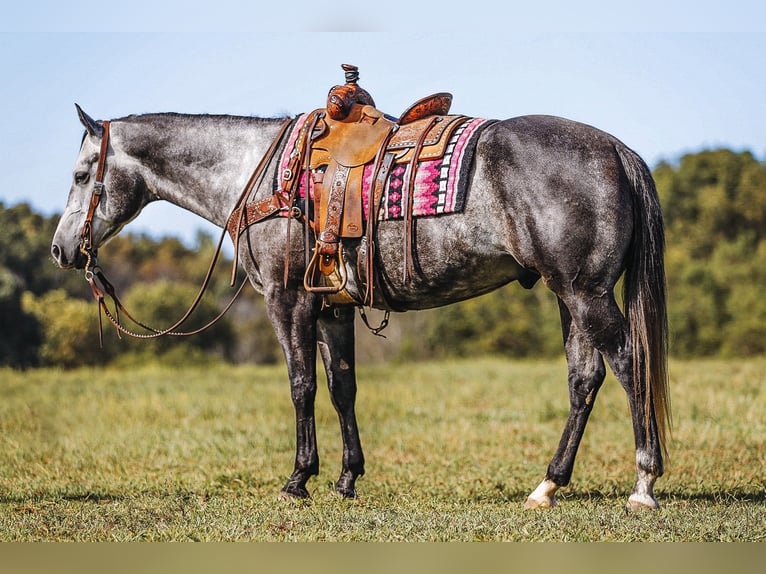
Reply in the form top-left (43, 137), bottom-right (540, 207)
top-left (227, 64), bottom-right (466, 309)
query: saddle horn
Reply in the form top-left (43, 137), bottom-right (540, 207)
top-left (326, 64), bottom-right (375, 121)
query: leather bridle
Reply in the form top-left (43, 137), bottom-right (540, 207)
top-left (79, 120), bottom-right (110, 274)
top-left (78, 117), bottom-right (292, 344)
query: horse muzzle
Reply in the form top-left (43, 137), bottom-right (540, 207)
top-left (50, 241), bottom-right (93, 269)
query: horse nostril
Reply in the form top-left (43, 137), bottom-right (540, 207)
top-left (51, 244), bottom-right (66, 266)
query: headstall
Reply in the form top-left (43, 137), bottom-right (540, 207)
top-left (78, 118), bottom-right (292, 344)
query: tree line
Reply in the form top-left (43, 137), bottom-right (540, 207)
top-left (1, 148), bottom-right (764, 368)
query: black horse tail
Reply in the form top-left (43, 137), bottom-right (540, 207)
top-left (616, 143), bottom-right (671, 460)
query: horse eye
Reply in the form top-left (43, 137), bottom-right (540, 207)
top-left (74, 171), bottom-right (89, 185)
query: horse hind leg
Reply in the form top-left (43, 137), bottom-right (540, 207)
top-left (317, 306), bottom-right (365, 498)
top-left (573, 294), bottom-right (665, 510)
top-left (530, 291), bottom-right (664, 510)
top-left (525, 298), bottom-right (607, 509)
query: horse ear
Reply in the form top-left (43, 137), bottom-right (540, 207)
top-left (75, 103), bottom-right (104, 138)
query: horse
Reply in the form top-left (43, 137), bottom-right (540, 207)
top-left (51, 98), bottom-right (670, 511)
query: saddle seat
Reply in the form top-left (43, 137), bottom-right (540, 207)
top-left (309, 92), bottom-right (456, 169)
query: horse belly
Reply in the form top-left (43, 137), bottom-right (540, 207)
top-left (370, 219), bottom-right (534, 310)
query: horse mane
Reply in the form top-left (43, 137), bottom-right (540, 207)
top-left (112, 111), bottom-right (292, 126)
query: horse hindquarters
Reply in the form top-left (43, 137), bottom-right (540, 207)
top-left (521, 137), bottom-right (669, 510)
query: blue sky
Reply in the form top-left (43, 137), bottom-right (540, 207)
top-left (1, 1), bottom-right (764, 243)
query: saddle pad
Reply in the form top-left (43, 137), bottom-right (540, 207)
top-left (275, 114), bottom-right (493, 221)
top-left (372, 116), bottom-right (491, 219)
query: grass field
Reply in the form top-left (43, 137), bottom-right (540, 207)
top-left (0, 357), bottom-right (764, 541)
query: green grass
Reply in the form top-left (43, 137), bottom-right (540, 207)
top-left (1, 357), bottom-right (764, 541)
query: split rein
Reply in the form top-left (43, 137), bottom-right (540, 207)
top-left (80, 117), bottom-right (390, 345)
top-left (79, 118), bottom-right (291, 344)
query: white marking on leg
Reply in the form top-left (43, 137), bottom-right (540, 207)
top-left (627, 449), bottom-right (660, 510)
top-left (525, 478), bottom-right (559, 509)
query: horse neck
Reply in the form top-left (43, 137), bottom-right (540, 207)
top-left (114, 113), bottom-right (287, 227)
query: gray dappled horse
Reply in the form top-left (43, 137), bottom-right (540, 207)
top-left (51, 102), bottom-right (670, 510)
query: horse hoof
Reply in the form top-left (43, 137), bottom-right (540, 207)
top-left (524, 495), bottom-right (556, 510)
top-left (625, 493), bottom-right (660, 511)
top-left (280, 483), bottom-right (311, 500)
top-left (335, 484), bottom-right (358, 499)
top-left (334, 476), bottom-right (358, 499)
top-left (525, 478), bottom-right (559, 509)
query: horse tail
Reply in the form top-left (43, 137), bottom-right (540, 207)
top-left (616, 143), bottom-right (671, 460)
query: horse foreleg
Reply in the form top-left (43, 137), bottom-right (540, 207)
top-left (283, 368), bottom-right (319, 499)
top-left (525, 298), bottom-right (606, 509)
top-left (267, 290), bottom-right (321, 499)
top-left (317, 306), bottom-right (365, 498)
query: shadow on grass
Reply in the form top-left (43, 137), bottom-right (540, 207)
top-left (2, 486), bottom-right (764, 507)
top-left (0, 492), bottom-right (125, 504)
top-left (456, 484), bottom-right (766, 506)
top-left (526, 489), bottom-right (766, 505)
top-left (0, 490), bottom-right (208, 505)
top-left (659, 491), bottom-right (766, 504)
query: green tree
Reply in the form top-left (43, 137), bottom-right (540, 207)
top-left (0, 202), bottom-right (84, 298)
top-left (116, 280), bottom-right (235, 362)
top-left (655, 149), bottom-right (766, 357)
top-left (0, 267), bottom-right (41, 367)
top-left (421, 284), bottom-right (562, 359)
top-left (21, 289), bottom-right (110, 368)
top-left (1, 202), bottom-right (85, 366)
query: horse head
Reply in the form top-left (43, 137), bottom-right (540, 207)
top-left (51, 105), bottom-right (151, 269)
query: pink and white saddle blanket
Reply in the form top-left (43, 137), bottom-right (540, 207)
top-left (274, 112), bottom-right (493, 221)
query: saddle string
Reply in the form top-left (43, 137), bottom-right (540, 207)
top-left (363, 128), bottom-right (399, 307)
top-left (281, 110), bottom-right (323, 288)
top-left (403, 116), bottom-right (439, 282)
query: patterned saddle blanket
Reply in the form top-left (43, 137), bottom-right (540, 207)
top-left (276, 109), bottom-right (491, 223)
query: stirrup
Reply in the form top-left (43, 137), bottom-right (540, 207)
top-left (304, 242), bottom-right (348, 294)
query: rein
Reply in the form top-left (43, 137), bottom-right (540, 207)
top-left (80, 117), bottom-right (292, 343)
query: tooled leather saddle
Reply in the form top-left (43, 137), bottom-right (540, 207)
top-left (227, 64), bottom-right (467, 307)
